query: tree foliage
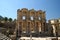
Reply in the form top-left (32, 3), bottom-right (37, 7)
top-left (9, 18), bottom-right (12, 22)
top-left (0, 15), bottom-right (3, 21)
top-left (4, 17), bottom-right (8, 21)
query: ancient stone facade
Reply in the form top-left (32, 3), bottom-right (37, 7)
top-left (16, 8), bottom-right (46, 37)
top-left (48, 18), bottom-right (60, 36)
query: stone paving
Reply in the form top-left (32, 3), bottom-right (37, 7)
top-left (19, 37), bottom-right (60, 40)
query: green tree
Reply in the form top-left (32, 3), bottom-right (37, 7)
top-left (0, 15), bottom-right (3, 21)
top-left (4, 17), bottom-right (8, 22)
top-left (9, 18), bottom-right (12, 22)
top-left (14, 19), bottom-right (16, 21)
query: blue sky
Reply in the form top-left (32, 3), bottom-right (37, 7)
top-left (0, 0), bottom-right (60, 20)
